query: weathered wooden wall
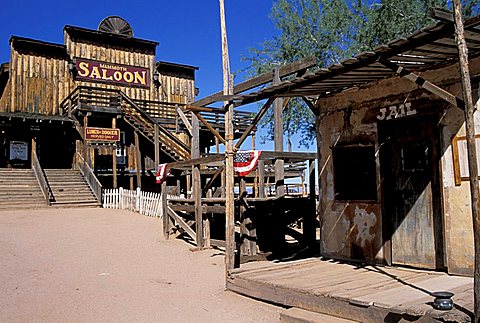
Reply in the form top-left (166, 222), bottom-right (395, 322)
top-left (0, 44), bottom-right (71, 115)
top-left (316, 58), bottom-right (480, 275)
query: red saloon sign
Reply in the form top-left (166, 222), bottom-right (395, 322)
top-left (75, 58), bottom-right (150, 88)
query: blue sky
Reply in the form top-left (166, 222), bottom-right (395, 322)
top-left (0, 1), bottom-right (314, 152)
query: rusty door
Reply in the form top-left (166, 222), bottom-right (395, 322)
top-left (379, 117), bottom-right (443, 269)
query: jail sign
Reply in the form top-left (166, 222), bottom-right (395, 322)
top-left (75, 58), bottom-right (150, 88)
top-left (85, 127), bottom-right (120, 142)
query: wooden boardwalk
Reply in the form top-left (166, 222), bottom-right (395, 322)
top-left (227, 258), bottom-right (473, 322)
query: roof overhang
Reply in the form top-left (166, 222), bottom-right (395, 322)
top-left (225, 13), bottom-right (480, 107)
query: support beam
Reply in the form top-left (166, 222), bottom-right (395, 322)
top-left (162, 181), bottom-right (169, 239)
top-left (274, 67), bottom-right (285, 197)
top-left (193, 164), bottom-right (204, 248)
top-left (305, 159), bottom-right (317, 249)
top-left (203, 166), bottom-right (224, 196)
top-left (235, 97), bottom-right (275, 150)
top-left (302, 97), bottom-right (319, 116)
top-left (452, 1), bottom-right (480, 320)
top-left (176, 106), bottom-right (193, 135)
top-left (154, 123), bottom-right (160, 167)
top-left (379, 59), bottom-right (465, 109)
top-left (194, 56), bottom-right (317, 107)
top-left (193, 111), bottom-right (227, 145)
top-left (112, 118), bottom-right (117, 189)
top-left (134, 131), bottom-right (142, 189)
top-left (258, 160), bottom-right (265, 198)
top-left (167, 206), bottom-right (197, 241)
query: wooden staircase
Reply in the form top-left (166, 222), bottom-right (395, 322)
top-left (44, 169), bottom-right (100, 208)
top-left (0, 168), bottom-right (48, 209)
top-left (120, 93), bottom-right (191, 161)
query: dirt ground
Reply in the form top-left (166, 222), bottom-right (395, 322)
top-left (0, 208), bottom-right (281, 322)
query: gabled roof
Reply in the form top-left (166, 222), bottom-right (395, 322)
top-left (228, 13), bottom-right (480, 106)
top-left (64, 25), bottom-right (158, 52)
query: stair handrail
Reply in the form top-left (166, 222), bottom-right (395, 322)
top-left (32, 151), bottom-right (53, 206)
top-left (119, 92), bottom-right (191, 158)
top-left (75, 152), bottom-right (102, 202)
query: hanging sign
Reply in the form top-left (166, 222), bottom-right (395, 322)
top-left (75, 58), bottom-right (150, 88)
top-left (9, 141), bottom-right (28, 161)
top-left (85, 127), bottom-right (120, 141)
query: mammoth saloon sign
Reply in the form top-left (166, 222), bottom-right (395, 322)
top-left (75, 58), bottom-right (150, 88)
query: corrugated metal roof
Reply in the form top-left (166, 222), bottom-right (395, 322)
top-left (228, 14), bottom-right (480, 106)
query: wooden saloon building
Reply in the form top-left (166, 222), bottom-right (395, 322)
top-left (0, 16), bottom-right (258, 207)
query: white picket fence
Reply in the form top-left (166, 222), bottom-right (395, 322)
top-left (102, 187), bottom-right (163, 218)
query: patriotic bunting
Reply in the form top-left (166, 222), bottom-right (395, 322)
top-left (233, 150), bottom-right (262, 177)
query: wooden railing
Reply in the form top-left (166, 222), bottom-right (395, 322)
top-left (75, 152), bottom-right (102, 202)
top-left (32, 151), bottom-right (53, 205)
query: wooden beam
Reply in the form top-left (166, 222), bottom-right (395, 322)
top-left (258, 160), bottom-right (265, 198)
top-left (452, 1), bottom-right (480, 320)
top-left (112, 117), bottom-right (117, 189)
top-left (302, 97), bottom-right (319, 116)
top-left (235, 97), bottom-right (275, 150)
top-left (379, 59), bottom-right (465, 109)
top-left (166, 154), bottom-right (225, 170)
top-left (194, 56), bottom-right (317, 107)
top-left (193, 164), bottom-right (204, 248)
top-left (203, 165), bottom-right (225, 196)
top-left (134, 131), bottom-right (142, 189)
top-left (220, 0), bottom-right (236, 274)
top-left (305, 159), bottom-right (317, 249)
top-left (193, 111), bottom-right (227, 145)
top-left (154, 123), bottom-right (160, 167)
top-left (162, 182), bottom-right (169, 240)
top-left (176, 106), bottom-right (193, 135)
top-left (260, 151), bottom-right (317, 160)
top-left (274, 67), bottom-right (285, 197)
top-left (167, 206), bottom-right (197, 241)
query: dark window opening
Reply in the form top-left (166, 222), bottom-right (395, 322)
top-left (332, 145), bottom-right (377, 201)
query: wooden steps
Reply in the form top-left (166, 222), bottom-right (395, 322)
top-left (44, 169), bottom-right (100, 208)
top-left (0, 168), bottom-right (48, 209)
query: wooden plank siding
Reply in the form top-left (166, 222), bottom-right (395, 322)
top-left (0, 30), bottom-right (196, 117)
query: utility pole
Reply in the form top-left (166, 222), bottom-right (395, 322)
top-left (452, 1), bottom-right (480, 320)
top-left (219, 0), bottom-right (235, 275)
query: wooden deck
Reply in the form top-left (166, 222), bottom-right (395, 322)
top-left (227, 258), bottom-right (473, 322)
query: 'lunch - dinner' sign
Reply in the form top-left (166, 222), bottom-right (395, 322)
top-left (75, 58), bottom-right (150, 88)
top-left (85, 127), bottom-right (120, 141)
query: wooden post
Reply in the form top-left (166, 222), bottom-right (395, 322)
top-left (154, 123), bottom-right (160, 167)
top-left (191, 112), bottom-right (204, 248)
top-left (193, 164), bottom-right (204, 248)
top-left (162, 181), bottom-right (169, 239)
top-left (452, 1), bottom-right (480, 319)
top-left (274, 67), bottom-right (285, 197)
top-left (134, 131), bottom-right (142, 189)
top-left (220, 0), bottom-right (236, 273)
top-left (112, 118), bottom-right (117, 189)
top-left (31, 136), bottom-right (37, 167)
top-left (305, 159), bottom-right (317, 249)
top-left (258, 160), bottom-right (265, 198)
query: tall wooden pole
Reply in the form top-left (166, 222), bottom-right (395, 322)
top-left (274, 67), bottom-right (285, 197)
top-left (452, 1), bottom-right (480, 320)
top-left (220, 0), bottom-right (235, 274)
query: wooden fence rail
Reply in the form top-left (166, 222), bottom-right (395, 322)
top-left (103, 187), bottom-right (163, 218)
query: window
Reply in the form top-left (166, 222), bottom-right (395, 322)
top-left (332, 145), bottom-right (377, 201)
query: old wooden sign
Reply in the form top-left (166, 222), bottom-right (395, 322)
top-left (85, 127), bottom-right (120, 141)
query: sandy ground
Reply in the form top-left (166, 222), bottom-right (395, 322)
top-left (0, 208), bottom-right (281, 322)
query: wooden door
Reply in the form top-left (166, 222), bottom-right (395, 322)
top-left (379, 117), bottom-right (443, 269)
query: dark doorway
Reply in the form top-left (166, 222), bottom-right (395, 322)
top-left (379, 116), bottom-right (444, 270)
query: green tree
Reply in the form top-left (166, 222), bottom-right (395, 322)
top-left (246, 0), bottom-right (480, 148)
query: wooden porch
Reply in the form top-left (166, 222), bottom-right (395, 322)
top-left (227, 258), bottom-right (473, 322)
